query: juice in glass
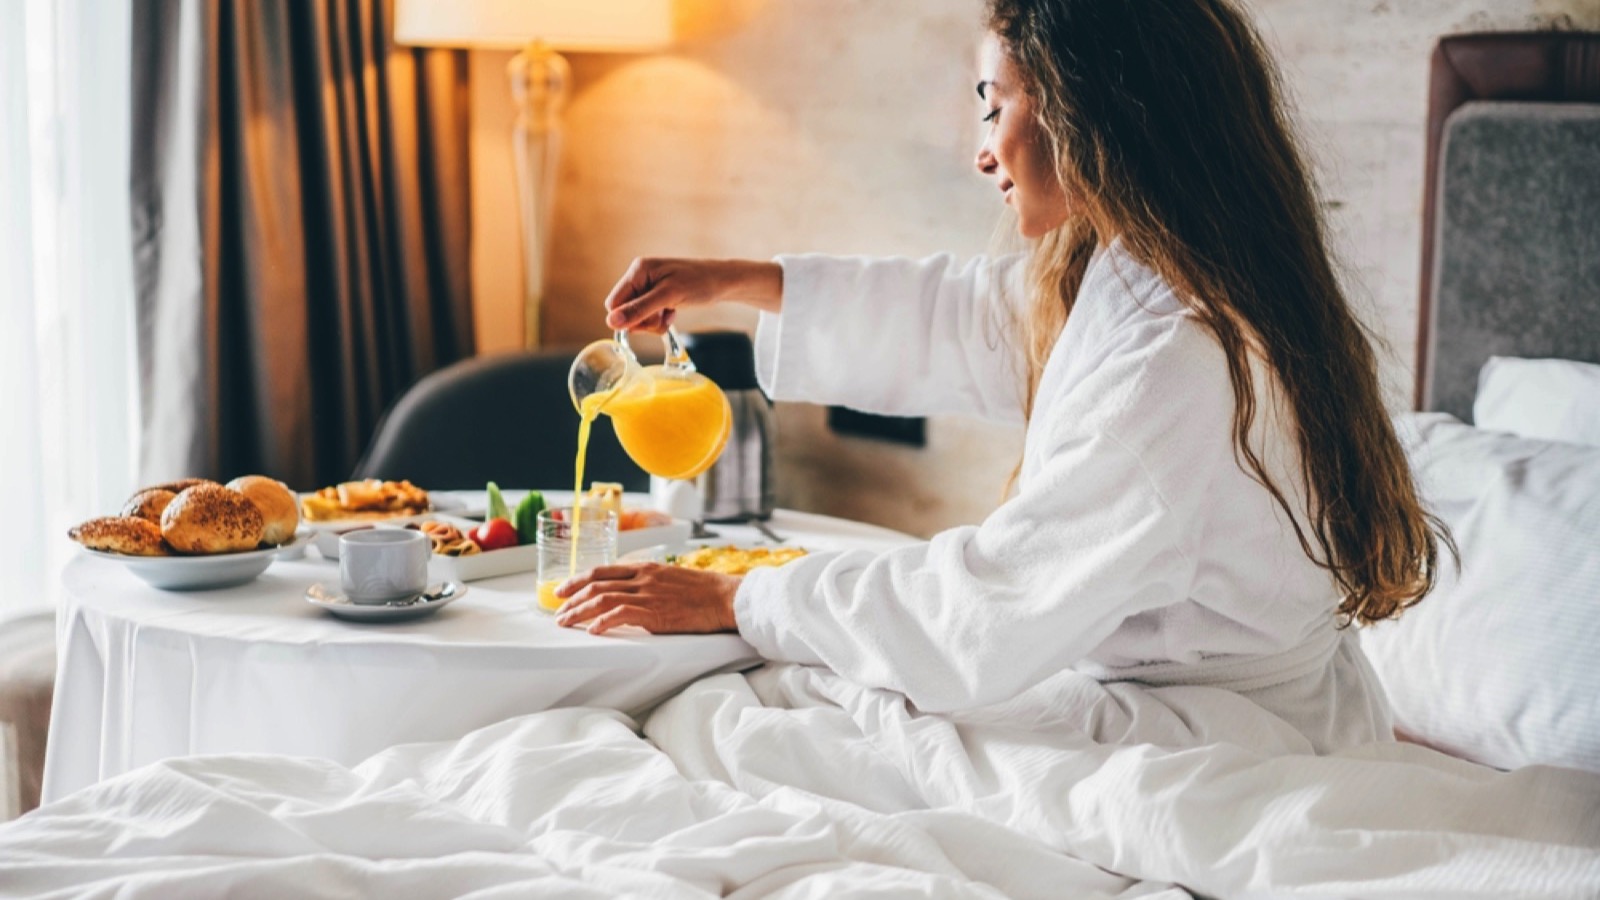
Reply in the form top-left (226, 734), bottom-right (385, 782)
top-left (535, 507), bottom-right (616, 613)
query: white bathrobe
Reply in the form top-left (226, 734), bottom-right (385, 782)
top-left (735, 242), bottom-right (1394, 754)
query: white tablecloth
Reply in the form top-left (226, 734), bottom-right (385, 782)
top-left (42, 505), bottom-right (914, 804)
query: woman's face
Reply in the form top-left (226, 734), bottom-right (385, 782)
top-left (976, 35), bottom-right (1069, 238)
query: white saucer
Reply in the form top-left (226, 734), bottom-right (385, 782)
top-left (305, 581), bottom-right (467, 622)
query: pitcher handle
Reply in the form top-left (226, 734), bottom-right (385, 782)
top-left (661, 326), bottom-right (696, 373)
top-left (613, 327), bottom-right (694, 372)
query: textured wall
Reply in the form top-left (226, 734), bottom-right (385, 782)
top-left (469, 0), bottom-right (1600, 537)
top-left (1249, 0), bottom-right (1600, 404)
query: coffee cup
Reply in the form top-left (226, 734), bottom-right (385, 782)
top-left (340, 529), bottom-right (428, 604)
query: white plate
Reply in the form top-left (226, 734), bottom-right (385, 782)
top-left (425, 518), bottom-right (694, 582)
top-left (85, 536), bottom-right (302, 591)
top-left (425, 517), bottom-right (694, 582)
top-left (305, 581), bottom-right (467, 622)
top-left (300, 493), bottom-right (468, 533)
top-left (429, 539), bottom-right (539, 583)
top-left (620, 538), bottom-right (811, 571)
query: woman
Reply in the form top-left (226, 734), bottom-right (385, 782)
top-left (554, 0), bottom-right (1449, 753)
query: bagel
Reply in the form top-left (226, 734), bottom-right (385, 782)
top-left (226, 475), bottom-right (300, 546)
top-left (160, 483), bottom-right (265, 554)
top-left (121, 488), bottom-right (178, 523)
top-left (69, 516), bottom-right (168, 556)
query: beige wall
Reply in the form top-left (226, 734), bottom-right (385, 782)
top-left (470, 0), bottom-right (1600, 538)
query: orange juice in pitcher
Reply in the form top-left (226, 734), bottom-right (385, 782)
top-left (603, 367), bottom-right (732, 481)
top-left (569, 329), bottom-right (733, 483)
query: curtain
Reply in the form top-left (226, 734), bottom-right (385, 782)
top-left (0, 1), bottom-right (140, 617)
top-left (133, 0), bottom-right (474, 491)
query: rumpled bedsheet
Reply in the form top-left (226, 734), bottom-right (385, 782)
top-left (1, 664), bottom-right (1596, 899)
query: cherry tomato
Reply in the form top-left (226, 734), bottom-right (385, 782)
top-left (472, 517), bottom-right (519, 551)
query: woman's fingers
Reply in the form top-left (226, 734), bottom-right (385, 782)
top-left (554, 591), bottom-right (636, 627)
top-left (619, 307), bottom-right (676, 335)
top-left (602, 258), bottom-right (655, 316)
top-left (561, 595), bottom-right (699, 635)
top-left (584, 605), bottom-right (659, 636)
top-left (606, 284), bottom-right (682, 333)
top-left (602, 257), bottom-right (733, 332)
top-left (557, 579), bottom-right (641, 613)
top-left (559, 564), bottom-right (644, 595)
top-left (602, 258), bottom-right (687, 332)
top-left (600, 258), bottom-right (778, 333)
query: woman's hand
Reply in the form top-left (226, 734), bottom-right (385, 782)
top-left (604, 258), bottom-right (783, 333)
top-left (554, 562), bottom-right (743, 636)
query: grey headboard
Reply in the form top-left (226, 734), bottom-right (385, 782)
top-left (1422, 101), bottom-right (1600, 421)
top-left (1415, 32), bottom-right (1600, 419)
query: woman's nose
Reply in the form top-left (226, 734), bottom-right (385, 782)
top-left (975, 143), bottom-right (998, 176)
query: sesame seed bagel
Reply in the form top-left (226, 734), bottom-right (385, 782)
top-left (69, 516), bottom-right (169, 556)
top-left (161, 483), bottom-right (265, 554)
top-left (122, 488), bottom-right (178, 523)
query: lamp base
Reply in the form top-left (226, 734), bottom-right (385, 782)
top-left (508, 42), bottom-right (570, 349)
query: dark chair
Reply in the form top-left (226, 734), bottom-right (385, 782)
top-left (352, 349), bottom-right (649, 492)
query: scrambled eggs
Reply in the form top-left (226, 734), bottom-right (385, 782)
top-left (667, 545), bottom-right (808, 575)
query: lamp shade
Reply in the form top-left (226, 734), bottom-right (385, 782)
top-left (394, 0), bottom-right (673, 51)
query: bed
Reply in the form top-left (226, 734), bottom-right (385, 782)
top-left (3, 33), bottom-right (1600, 900)
top-left (1359, 31), bottom-right (1600, 777)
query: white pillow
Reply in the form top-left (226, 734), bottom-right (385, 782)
top-left (1362, 413), bottom-right (1600, 773)
top-left (1474, 356), bottom-right (1600, 448)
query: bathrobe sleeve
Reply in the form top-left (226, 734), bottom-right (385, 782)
top-left (735, 309), bottom-right (1229, 713)
top-left (755, 253), bottom-right (1028, 425)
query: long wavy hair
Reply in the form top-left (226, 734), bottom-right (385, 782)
top-left (985, 0), bottom-right (1452, 625)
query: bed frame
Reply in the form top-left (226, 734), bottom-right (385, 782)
top-left (1414, 32), bottom-right (1600, 419)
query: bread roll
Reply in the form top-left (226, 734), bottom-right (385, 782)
top-left (147, 477), bottom-right (218, 495)
top-left (161, 483), bottom-right (265, 554)
top-left (69, 516), bottom-right (168, 556)
top-left (226, 475), bottom-right (300, 545)
top-left (122, 488), bottom-right (177, 523)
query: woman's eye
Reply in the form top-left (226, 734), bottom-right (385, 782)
top-left (982, 108), bottom-right (1001, 123)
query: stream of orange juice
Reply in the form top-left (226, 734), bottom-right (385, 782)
top-left (538, 394), bottom-right (603, 613)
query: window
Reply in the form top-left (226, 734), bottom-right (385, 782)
top-left (0, 1), bottom-right (138, 616)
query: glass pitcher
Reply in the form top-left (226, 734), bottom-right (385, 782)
top-left (569, 328), bottom-right (733, 482)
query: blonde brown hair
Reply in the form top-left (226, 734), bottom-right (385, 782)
top-left (986, 0), bottom-right (1452, 625)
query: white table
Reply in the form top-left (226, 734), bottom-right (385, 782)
top-left (42, 505), bottom-right (914, 804)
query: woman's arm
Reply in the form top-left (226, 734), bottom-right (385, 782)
top-left (757, 253), bottom-right (1027, 424)
top-left (732, 425), bottom-right (1197, 711)
top-left (601, 253), bottom-right (1029, 424)
top-left (605, 258), bottom-right (784, 331)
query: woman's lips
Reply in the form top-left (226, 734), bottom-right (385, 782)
top-left (999, 180), bottom-right (1015, 202)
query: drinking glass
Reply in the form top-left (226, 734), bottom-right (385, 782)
top-left (535, 506), bottom-right (618, 613)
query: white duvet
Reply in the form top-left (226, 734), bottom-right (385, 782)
top-left (2, 664), bottom-right (1596, 899)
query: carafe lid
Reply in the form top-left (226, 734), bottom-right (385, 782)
top-left (681, 330), bottom-right (761, 392)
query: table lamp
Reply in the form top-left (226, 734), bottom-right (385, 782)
top-left (394, 0), bottom-right (673, 347)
